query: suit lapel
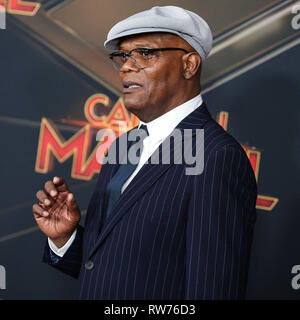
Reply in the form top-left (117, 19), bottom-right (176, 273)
top-left (88, 102), bottom-right (212, 258)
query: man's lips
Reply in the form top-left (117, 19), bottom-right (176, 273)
top-left (122, 81), bottom-right (143, 93)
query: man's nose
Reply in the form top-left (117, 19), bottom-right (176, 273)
top-left (120, 57), bottom-right (139, 73)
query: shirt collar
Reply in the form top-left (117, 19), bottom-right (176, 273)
top-left (138, 93), bottom-right (203, 142)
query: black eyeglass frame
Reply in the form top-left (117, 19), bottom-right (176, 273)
top-left (109, 47), bottom-right (190, 70)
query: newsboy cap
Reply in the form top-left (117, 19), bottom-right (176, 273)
top-left (104, 6), bottom-right (213, 62)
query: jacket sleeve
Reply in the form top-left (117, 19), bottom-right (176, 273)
top-left (185, 146), bottom-right (257, 299)
top-left (42, 224), bottom-right (84, 279)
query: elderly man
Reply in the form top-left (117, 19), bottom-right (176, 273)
top-left (33, 6), bottom-right (257, 299)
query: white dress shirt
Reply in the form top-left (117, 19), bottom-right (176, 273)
top-left (48, 93), bottom-right (203, 257)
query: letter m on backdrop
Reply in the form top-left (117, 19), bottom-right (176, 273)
top-left (35, 118), bottom-right (103, 181)
top-left (0, 265), bottom-right (6, 290)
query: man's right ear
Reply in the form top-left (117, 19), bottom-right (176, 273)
top-left (182, 53), bottom-right (201, 79)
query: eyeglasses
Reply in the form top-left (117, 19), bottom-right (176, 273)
top-left (109, 47), bottom-right (189, 71)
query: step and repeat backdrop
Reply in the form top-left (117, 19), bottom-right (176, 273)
top-left (0, 8), bottom-right (300, 299)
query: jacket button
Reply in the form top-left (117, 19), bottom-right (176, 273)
top-left (85, 260), bottom-right (94, 270)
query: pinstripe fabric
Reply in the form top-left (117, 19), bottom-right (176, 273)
top-left (43, 102), bottom-right (257, 299)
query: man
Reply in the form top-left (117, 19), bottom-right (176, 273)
top-left (33, 6), bottom-right (257, 299)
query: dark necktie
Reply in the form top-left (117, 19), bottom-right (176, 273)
top-left (103, 124), bottom-right (149, 220)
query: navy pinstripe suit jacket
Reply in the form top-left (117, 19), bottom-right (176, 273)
top-left (43, 102), bottom-right (257, 300)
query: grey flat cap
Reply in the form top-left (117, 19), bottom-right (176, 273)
top-left (104, 6), bottom-right (213, 62)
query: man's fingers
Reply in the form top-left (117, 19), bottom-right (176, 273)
top-left (32, 203), bottom-right (49, 218)
top-left (66, 193), bottom-right (76, 209)
top-left (44, 180), bottom-right (58, 198)
top-left (53, 176), bottom-right (70, 193)
top-left (36, 190), bottom-right (52, 207)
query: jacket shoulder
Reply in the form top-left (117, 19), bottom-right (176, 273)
top-left (203, 118), bottom-right (245, 156)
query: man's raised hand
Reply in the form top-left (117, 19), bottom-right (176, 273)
top-left (33, 177), bottom-right (81, 248)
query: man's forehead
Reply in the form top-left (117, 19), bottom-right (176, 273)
top-left (119, 32), bottom-right (189, 49)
